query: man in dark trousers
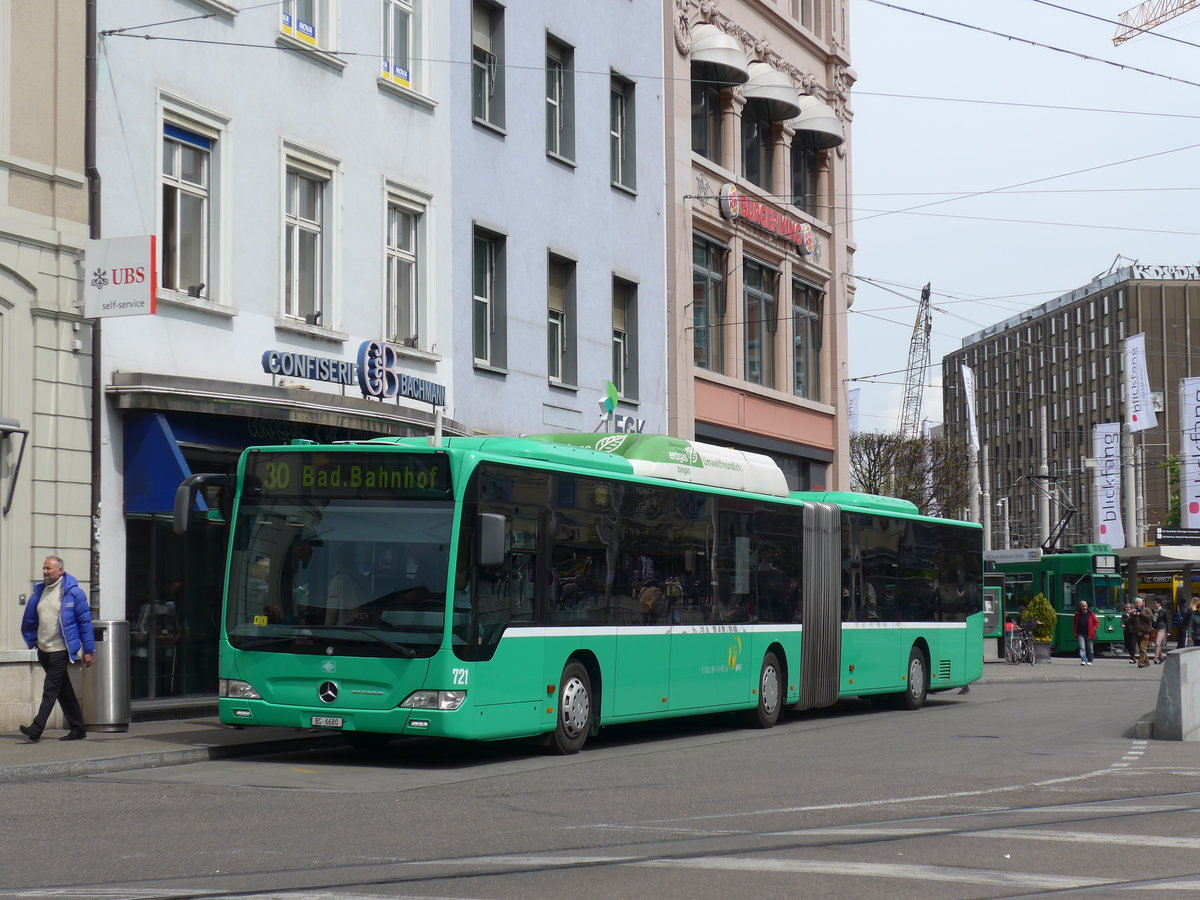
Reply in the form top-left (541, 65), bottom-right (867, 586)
top-left (19, 556), bottom-right (95, 742)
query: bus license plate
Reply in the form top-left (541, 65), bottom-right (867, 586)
top-left (311, 716), bottom-right (343, 728)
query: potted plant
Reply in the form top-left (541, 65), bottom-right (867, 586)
top-left (1024, 592), bottom-right (1057, 662)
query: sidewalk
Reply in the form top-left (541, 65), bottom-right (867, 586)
top-left (0, 656), bottom-right (1164, 784)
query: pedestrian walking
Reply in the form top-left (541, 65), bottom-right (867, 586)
top-left (1130, 596), bottom-right (1154, 668)
top-left (1122, 601), bottom-right (1138, 663)
top-left (18, 556), bottom-right (94, 742)
top-left (1074, 601), bottom-right (1098, 665)
top-left (1191, 600), bottom-right (1200, 650)
top-left (1151, 598), bottom-right (1170, 663)
top-left (1178, 597), bottom-right (1198, 651)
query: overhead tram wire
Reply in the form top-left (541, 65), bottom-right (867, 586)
top-left (861, 0), bottom-right (1200, 90)
top-left (1026, 0), bottom-right (1200, 51)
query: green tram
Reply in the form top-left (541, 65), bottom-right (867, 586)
top-left (176, 433), bottom-right (984, 753)
top-left (986, 545), bottom-right (1124, 654)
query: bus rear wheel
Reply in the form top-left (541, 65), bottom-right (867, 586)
top-left (898, 647), bottom-right (928, 710)
top-left (549, 660), bottom-right (592, 754)
top-left (743, 651), bottom-right (782, 729)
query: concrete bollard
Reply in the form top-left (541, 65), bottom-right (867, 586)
top-left (1151, 646), bottom-right (1200, 741)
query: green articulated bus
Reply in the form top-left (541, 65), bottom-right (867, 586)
top-left (176, 433), bottom-right (984, 753)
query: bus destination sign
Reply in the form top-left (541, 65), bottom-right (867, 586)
top-left (246, 451), bottom-right (451, 500)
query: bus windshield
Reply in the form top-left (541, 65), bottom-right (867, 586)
top-left (227, 499), bottom-right (454, 658)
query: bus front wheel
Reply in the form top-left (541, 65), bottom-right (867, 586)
top-left (549, 660), bottom-right (592, 754)
top-left (899, 647), bottom-right (928, 711)
top-left (743, 651), bottom-right (782, 729)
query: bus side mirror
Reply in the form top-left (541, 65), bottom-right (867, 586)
top-left (477, 513), bottom-right (506, 567)
top-left (173, 473), bottom-right (235, 534)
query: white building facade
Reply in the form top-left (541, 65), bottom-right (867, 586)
top-left (89, 0), bottom-right (456, 702)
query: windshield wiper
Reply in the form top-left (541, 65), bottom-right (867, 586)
top-left (318, 625), bottom-right (418, 658)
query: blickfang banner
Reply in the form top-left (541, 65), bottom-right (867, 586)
top-left (1123, 332), bottom-right (1157, 433)
top-left (1092, 422), bottom-right (1125, 547)
top-left (960, 365), bottom-right (980, 453)
top-left (1180, 377), bottom-right (1200, 528)
top-left (847, 387), bottom-right (860, 433)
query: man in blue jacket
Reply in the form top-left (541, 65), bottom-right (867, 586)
top-left (19, 556), bottom-right (95, 742)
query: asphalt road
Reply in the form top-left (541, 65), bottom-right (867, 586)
top-left (3, 674), bottom-right (1197, 900)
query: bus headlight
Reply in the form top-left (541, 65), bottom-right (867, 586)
top-left (220, 678), bottom-right (262, 700)
top-left (400, 690), bottom-right (466, 711)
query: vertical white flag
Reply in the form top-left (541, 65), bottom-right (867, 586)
top-left (1092, 422), bottom-right (1125, 547)
top-left (1123, 332), bottom-right (1157, 433)
top-left (1181, 377), bottom-right (1200, 528)
top-left (960, 365), bottom-right (979, 452)
top-left (848, 388), bottom-right (861, 433)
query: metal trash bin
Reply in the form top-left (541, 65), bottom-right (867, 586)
top-left (82, 620), bottom-right (130, 732)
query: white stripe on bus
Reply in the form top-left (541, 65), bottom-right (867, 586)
top-left (502, 622), bottom-right (966, 638)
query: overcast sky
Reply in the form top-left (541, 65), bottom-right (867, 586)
top-left (847, 0), bottom-right (1199, 433)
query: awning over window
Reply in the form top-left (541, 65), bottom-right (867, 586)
top-left (124, 413), bottom-right (195, 515)
top-left (690, 24), bottom-right (750, 87)
top-left (792, 95), bottom-right (845, 150)
top-left (742, 62), bottom-right (801, 121)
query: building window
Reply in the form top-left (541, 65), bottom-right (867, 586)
top-left (283, 154), bottom-right (335, 325)
top-left (546, 37), bottom-right (574, 160)
top-left (281, 0), bottom-right (332, 49)
top-left (790, 0), bottom-right (823, 35)
top-left (792, 280), bottom-right (822, 400)
top-left (385, 192), bottom-right (424, 347)
top-left (744, 259), bottom-right (776, 387)
top-left (742, 104), bottom-right (773, 190)
top-left (381, 0), bottom-right (417, 89)
top-left (692, 238), bottom-right (725, 373)
top-left (547, 254), bottom-right (576, 385)
top-left (791, 132), bottom-right (820, 213)
top-left (161, 124), bottom-right (211, 299)
top-left (610, 73), bottom-right (636, 190)
top-left (472, 1), bottom-right (504, 128)
top-left (472, 228), bottom-right (506, 368)
top-left (691, 79), bottom-right (721, 161)
top-left (612, 277), bottom-right (639, 399)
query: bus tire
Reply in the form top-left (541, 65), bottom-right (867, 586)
top-left (743, 651), bottom-right (783, 729)
top-left (549, 660), bottom-right (592, 754)
top-left (344, 732), bottom-right (392, 751)
top-left (899, 646), bottom-right (928, 711)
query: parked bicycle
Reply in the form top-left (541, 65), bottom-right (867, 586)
top-left (1005, 618), bottom-right (1039, 665)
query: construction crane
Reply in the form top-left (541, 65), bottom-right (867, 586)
top-left (898, 282), bottom-right (931, 442)
top-left (1113, 0), bottom-right (1197, 45)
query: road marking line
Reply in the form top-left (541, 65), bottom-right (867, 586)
top-left (638, 857), bottom-right (1107, 889)
top-left (971, 829), bottom-right (1200, 849)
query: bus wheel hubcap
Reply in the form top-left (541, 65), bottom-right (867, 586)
top-left (909, 660), bottom-right (924, 697)
top-left (762, 666), bottom-right (779, 714)
top-left (561, 677), bottom-right (589, 737)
